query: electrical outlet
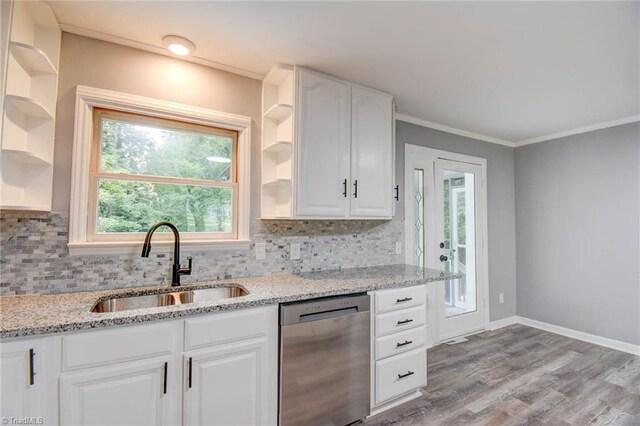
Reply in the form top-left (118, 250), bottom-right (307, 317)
top-left (499, 293), bottom-right (504, 304)
top-left (255, 242), bottom-right (266, 260)
top-left (290, 243), bottom-right (301, 260)
top-left (395, 241), bottom-right (402, 255)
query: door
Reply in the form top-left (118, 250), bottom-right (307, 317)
top-left (434, 159), bottom-right (485, 339)
top-left (404, 145), bottom-right (488, 344)
top-left (184, 338), bottom-right (274, 426)
top-left (350, 85), bottom-right (393, 218)
top-left (60, 356), bottom-right (179, 426)
top-left (0, 339), bottom-right (51, 421)
top-left (296, 68), bottom-right (350, 217)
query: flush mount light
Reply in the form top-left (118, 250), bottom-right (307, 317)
top-left (162, 35), bottom-right (195, 56)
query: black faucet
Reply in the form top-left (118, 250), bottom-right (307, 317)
top-left (141, 221), bottom-right (192, 287)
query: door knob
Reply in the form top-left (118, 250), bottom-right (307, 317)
top-left (439, 242), bottom-right (445, 249)
top-left (439, 255), bottom-right (448, 262)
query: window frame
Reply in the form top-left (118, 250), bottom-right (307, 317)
top-left (69, 86), bottom-right (252, 256)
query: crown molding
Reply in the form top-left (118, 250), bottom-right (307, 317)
top-left (59, 23), bottom-right (264, 81)
top-left (514, 115), bottom-right (640, 147)
top-left (395, 113), bottom-right (514, 147)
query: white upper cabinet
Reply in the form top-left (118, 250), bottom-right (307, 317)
top-left (350, 86), bottom-right (394, 218)
top-left (261, 65), bottom-right (395, 220)
top-left (296, 69), bottom-right (351, 217)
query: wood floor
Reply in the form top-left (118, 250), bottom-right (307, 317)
top-left (364, 324), bottom-right (640, 426)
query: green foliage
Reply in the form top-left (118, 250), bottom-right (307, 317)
top-left (97, 118), bottom-right (233, 234)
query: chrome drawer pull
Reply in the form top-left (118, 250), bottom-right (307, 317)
top-left (398, 371), bottom-right (415, 379)
top-left (397, 319), bottom-right (414, 325)
top-left (396, 297), bottom-right (413, 303)
top-left (396, 340), bottom-right (413, 348)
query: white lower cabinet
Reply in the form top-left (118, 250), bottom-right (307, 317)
top-left (60, 356), bottom-right (179, 426)
top-left (0, 337), bottom-right (55, 422)
top-left (370, 285), bottom-right (428, 413)
top-left (1, 305), bottom-right (278, 426)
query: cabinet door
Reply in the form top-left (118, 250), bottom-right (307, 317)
top-left (296, 68), bottom-right (351, 217)
top-left (60, 356), bottom-right (179, 426)
top-left (0, 338), bottom-right (52, 421)
top-left (184, 338), bottom-right (277, 426)
top-left (350, 86), bottom-right (394, 218)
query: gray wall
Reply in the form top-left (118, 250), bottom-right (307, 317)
top-left (515, 122), bottom-right (640, 345)
top-left (396, 121), bottom-right (517, 321)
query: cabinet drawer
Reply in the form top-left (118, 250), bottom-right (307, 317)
top-left (62, 321), bottom-right (181, 371)
top-left (375, 326), bottom-right (426, 360)
top-left (184, 306), bottom-right (276, 351)
top-left (375, 306), bottom-right (426, 337)
top-left (375, 348), bottom-right (426, 405)
top-left (375, 286), bottom-right (426, 314)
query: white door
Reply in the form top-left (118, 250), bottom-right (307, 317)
top-left (405, 145), bottom-right (488, 343)
top-left (0, 339), bottom-right (51, 421)
top-left (60, 356), bottom-right (179, 426)
top-left (350, 85), bottom-right (393, 218)
top-left (184, 339), bottom-right (275, 426)
top-left (296, 68), bottom-right (350, 217)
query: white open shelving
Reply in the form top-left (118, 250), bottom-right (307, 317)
top-left (261, 64), bottom-right (295, 218)
top-left (1, 0), bottom-right (60, 211)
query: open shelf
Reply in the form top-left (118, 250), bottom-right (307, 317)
top-left (10, 42), bottom-right (57, 75)
top-left (263, 64), bottom-right (294, 86)
top-left (263, 103), bottom-right (293, 122)
top-left (5, 95), bottom-right (53, 119)
top-left (262, 178), bottom-right (291, 188)
top-left (2, 149), bottom-right (52, 166)
top-left (0, 204), bottom-right (51, 212)
top-left (263, 140), bottom-right (292, 155)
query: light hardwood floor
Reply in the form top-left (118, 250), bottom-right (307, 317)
top-left (365, 324), bottom-right (640, 426)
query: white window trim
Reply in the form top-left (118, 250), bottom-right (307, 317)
top-left (68, 85), bottom-right (252, 256)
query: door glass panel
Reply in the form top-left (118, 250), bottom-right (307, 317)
top-left (442, 170), bottom-right (477, 318)
top-left (414, 169), bottom-right (425, 267)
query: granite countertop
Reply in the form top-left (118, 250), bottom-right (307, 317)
top-left (0, 264), bottom-right (461, 339)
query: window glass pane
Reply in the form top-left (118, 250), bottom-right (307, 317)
top-left (97, 179), bottom-right (232, 233)
top-left (99, 115), bottom-right (235, 182)
top-left (414, 169), bottom-right (424, 268)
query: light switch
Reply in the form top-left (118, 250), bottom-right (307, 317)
top-left (499, 293), bottom-right (504, 304)
top-left (255, 242), bottom-right (266, 260)
top-left (290, 243), bottom-right (301, 260)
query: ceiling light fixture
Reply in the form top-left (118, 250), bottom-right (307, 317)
top-left (162, 35), bottom-right (195, 56)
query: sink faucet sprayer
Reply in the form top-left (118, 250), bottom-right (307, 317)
top-left (141, 221), bottom-right (192, 286)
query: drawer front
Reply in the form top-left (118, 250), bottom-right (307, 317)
top-left (375, 286), bottom-right (426, 314)
top-left (62, 321), bottom-right (181, 371)
top-left (184, 305), bottom-right (276, 350)
top-left (375, 348), bottom-right (426, 404)
top-left (375, 306), bottom-right (426, 337)
top-left (375, 326), bottom-right (426, 360)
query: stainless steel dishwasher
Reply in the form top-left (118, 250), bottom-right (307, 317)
top-left (279, 293), bottom-right (370, 426)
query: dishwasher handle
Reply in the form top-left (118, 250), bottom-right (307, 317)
top-left (281, 293), bottom-right (370, 325)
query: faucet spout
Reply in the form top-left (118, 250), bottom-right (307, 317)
top-left (141, 221), bottom-right (192, 286)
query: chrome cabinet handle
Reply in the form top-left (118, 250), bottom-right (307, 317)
top-left (397, 319), bottom-right (414, 325)
top-left (396, 297), bottom-right (413, 303)
top-left (396, 340), bottom-right (413, 348)
top-left (398, 371), bottom-right (415, 379)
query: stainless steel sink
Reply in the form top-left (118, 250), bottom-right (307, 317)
top-left (91, 286), bottom-right (248, 313)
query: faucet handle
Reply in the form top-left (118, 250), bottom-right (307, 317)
top-left (179, 257), bottom-right (193, 276)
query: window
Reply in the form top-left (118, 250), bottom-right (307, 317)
top-left (91, 109), bottom-right (238, 240)
top-left (69, 86), bottom-right (251, 255)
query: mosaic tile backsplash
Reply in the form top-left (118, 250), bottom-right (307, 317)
top-left (0, 212), bottom-right (404, 295)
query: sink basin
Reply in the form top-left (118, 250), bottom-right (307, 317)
top-left (91, 286), bottom-right (249, 313)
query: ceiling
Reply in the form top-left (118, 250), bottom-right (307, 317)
top-left (48, 1), bottom-right (639, 146)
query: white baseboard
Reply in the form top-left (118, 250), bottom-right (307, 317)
top-left (483, 315), bottom-right (639, 356)
top-left (515, 316), bottom-right (640, 356)
top-left (487, 316), bottom-right (518, 330)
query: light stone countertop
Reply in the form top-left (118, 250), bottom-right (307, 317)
top-left (0, 264), bottom-right (461, 339)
